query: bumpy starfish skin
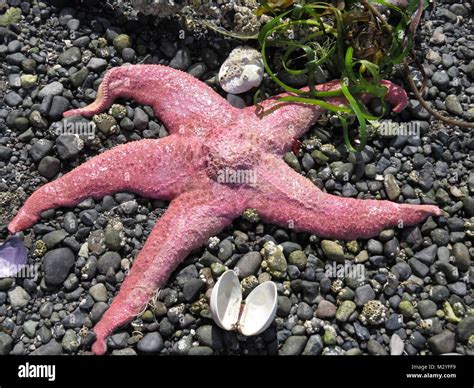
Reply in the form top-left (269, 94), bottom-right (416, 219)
top-left (8, 65), bottom-right (440, 355)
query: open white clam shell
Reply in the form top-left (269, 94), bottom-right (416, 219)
top-left (210, 270), bottom-right (277, 336)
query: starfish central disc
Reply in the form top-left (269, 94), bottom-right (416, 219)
top-left (206, 134), bottom-right (261, 184)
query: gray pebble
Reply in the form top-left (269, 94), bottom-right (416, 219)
top-left (408, 258), bottom-right (429, 278)
top-left (37, 326), bottom-right (52, 344)
top-left (418, 300), bottom-right (437, 319)
top-left (280, 335), bottom-right (308, 355)
top-left (97, 251), bottom-right (121, 275)
top-left (89, 283), bottom-right (108, 302)
top-left (447, 282), bottom-right (466, 296)
top-left (38, 81), bottom-right (64, 99)
top-left (42, 230), bottom-right (67, 249)
top-left (277, 295), bottom-right (291, 317)
top-left (62, 329), bottom-right (80, 353)
top-left (410, 331), bottom-right (427, 349)
top-left (79, 209), bottom-right (98, 226)
top-left (62, 308), bottom-right (87, 329)
top-left (354, 284), bottom-right (375, 307)
top-left (43, 248), bottom-right (75, 286)
top-left (56, 134), bottom-right (82, 160)
top-left (302, 334), bottom-right (323, 355)
top-left (226, 93), bottom-right (246, 109)
top-left (188, 346), bottom-right (213, 355)
top-left (280, 242), bottom-right (302, 257)
top-left (39, 302), bottom-right (54, 318)
top-left (235, 251), bottom-right (261, 278)
top-left (122, 47), bottom-right (136, 62)
top-left (137, 332), bottom-right (163, 354)
top-left (353, 321), bottom-right (370, 341)
top-left (7, 286), bottom-right (30, 310)
top-left (63, 212), bottom-right (78, 233)
top-left (414, 244), bottom-right (437, 265)
top-left (218, 239), bottom-right (234, 261)
top-left (171, 335), bottom-right (193, 355)
top-left (196, 325), bottom-right (223, 350)
top-left (4, 90), bottom-right (23, 106)
top-left (169, 48), bottom-right (192, 71)
top-left (49, 96), bottom-right (70, 120)
top-left (408, 99), bottom-right (430, 120)
top-left (367, 239), bottom-right (383, 255)
top-left (384, 174), bottom-right (401, 200)
top-left (188, 62), bottom-right (208, 79)
top-left (58, 47), bottom-right (82, 66)
top-left (385, 313), bottom-right (402, 331)
top-left (0, 332), bottom-right (13, 355)
top-left (367, 339), bottom-right (388, 355)
top-left (431, 229), bottom-right (449, 246)
top-left (132, 108), bottom-right (149, 131)
top-left (107, 332), bottom-right (130, 349)
top-left (441, 53), bottom-right (454, 68)
top-left (430, 285), bottom-right (449, 303)
top-left (296, 302), bottom-right (313, 320)
top-left (0, 146), bottom-right (12, 160)
top-left (111, 348), bottom-right (137, 356)
top-left (87, 58), bottom-right (107, 72)
top-left (69, 67), bottom-right (89, 87)
top-left (183, 278), bottom-right (205, 302)
top-left (175, 264), bottom-right (199, 287)
top-left (67, 18), bottom-right (80, 31)
top-left (428, 330), bottom-right (455, 354)
top-left (457, 317), bottom-right (474, 343)
top-left (38, 156), bottom-right (60, 179)
top-left (390, 333), bottom-right (404, 356)
top-left (431, 71), bottom-right (450, 90)
top-left (452, 243), bottom-right (470, 271)
top-left (90, 302), bottom-right (109, 324)
top-left (30, 341), bottom-right (62, 355)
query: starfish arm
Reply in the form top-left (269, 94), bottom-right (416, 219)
top-left (63, 65), bottom-right (238, 137)
top-left (91, 185), bottom-right (245, 355)
top-left (8, 135), bottom-right (205, 234)
top-left (246, 80), bottom-right (408, 155)
top-left (250, 156), bottom-right (440, 240)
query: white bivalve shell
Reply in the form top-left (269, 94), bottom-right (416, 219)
top-left (218, 46), bottom-right (264, 94)
top-left (210, 270), bottom-right (277, 336)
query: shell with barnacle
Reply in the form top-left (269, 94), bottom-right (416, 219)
top-left (218, 46), bottom-right (264, 94)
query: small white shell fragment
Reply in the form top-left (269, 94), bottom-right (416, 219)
top-left (389, 333), bottom-right (404, 355)
top-left (218, 46), bottom-right (264, 94)
top-left (210, 270), bottom-right (277, 336)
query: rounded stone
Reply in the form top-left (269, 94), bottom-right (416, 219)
top-left (89, 283), bottom-right (108, 302)
top-left (316, 300), bottom-right (337, 319)
top-left (43, 248), bottom-right (75, 286)
top-left (137, 332), bottom-right (164, 354)
top-left (97, 252), bottom-right (121, 275)
top-left (235, 251), bottom-right (261, 278)
top-left (38, 156), bottom-right (60, 179)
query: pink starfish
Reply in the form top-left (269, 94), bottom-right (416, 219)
top-left (8, 65), bottom-right (440, 355)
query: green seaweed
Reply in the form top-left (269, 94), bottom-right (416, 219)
top-left (256, 0), bottom-right (426, 151)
